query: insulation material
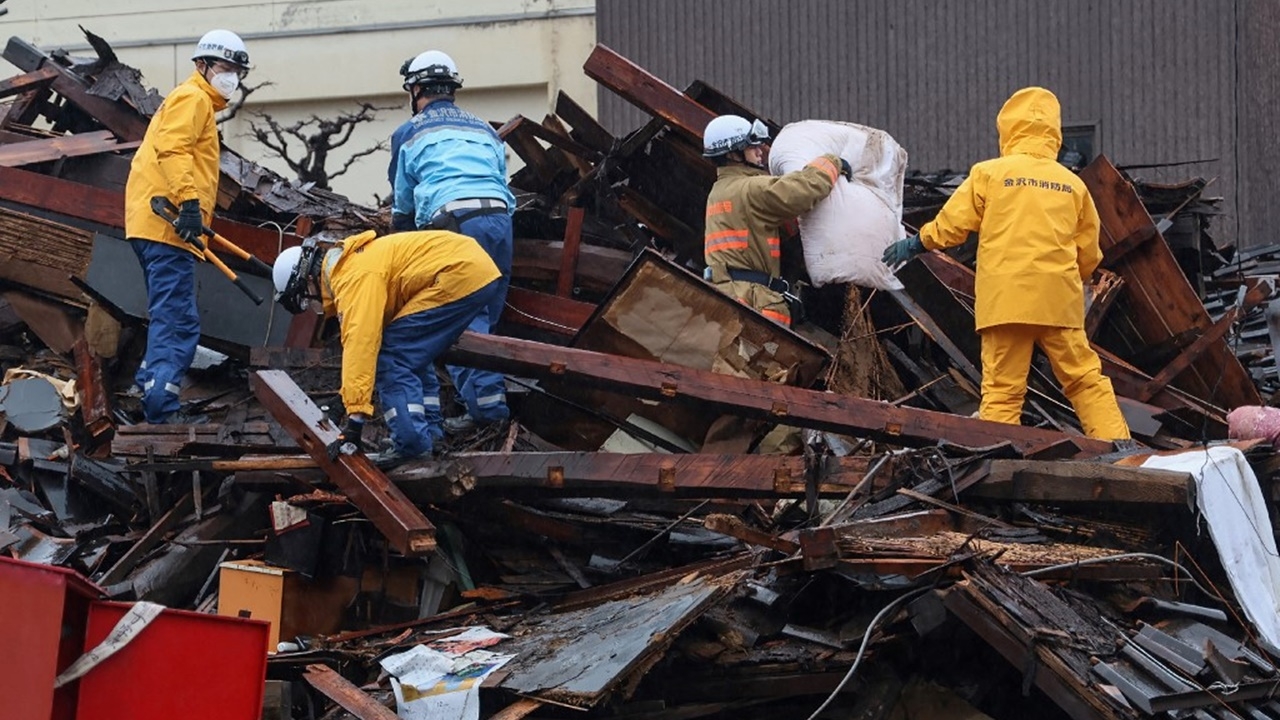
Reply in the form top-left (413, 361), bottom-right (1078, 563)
top-left (769, 120), bottom-right (907, 290)
top-left (1227, 406), bottom-right (1280, 448)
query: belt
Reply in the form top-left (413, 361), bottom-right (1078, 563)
top-left (726, 267), bottom-right (789, 293)
top-left (439, 198), bottom-right (507, 214)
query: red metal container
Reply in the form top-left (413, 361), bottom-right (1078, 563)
top-left (0, 556), bottom-right (102, 720)
top-left (74, 600), bottom-right (270, 720)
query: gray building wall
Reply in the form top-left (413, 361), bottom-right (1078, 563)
top-left (598, 0), bottom-right (1280, 247)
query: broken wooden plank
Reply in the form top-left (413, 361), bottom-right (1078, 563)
top-left (1085, 270), bottom-right (1125, 339)
top-left (96, 491), bottom-right (195, 587)
top-left (3, 38), bottom-right (151, 141)
top-left (556, 206), bottom-right (586, 297)
top-left (490, 698), bottom-right (544, 720)
top-left (302, 664), bottom-right (398, 720)
top-left (1080, 155), bottom-right (1259, 408)
top-left (251, 369), bottom-right (436, 556)
top-left (583, 44), bottom-right (716, 142)
top-left (512, 239), bottom-right (631, 293)
top-left (968, 459), bottom-right (1193, 505)
top-left (443, 332), bottom-right (1114, 457)
top-left (503, 286), bottom-right (595, 336)
top-left (73, 338), bottom-right (114, 449)
top-left (703, 514), bottom-right (799, 554)
top-left (0, 66), bottom-right (58, 101)
top-left (555, 90), bottom-right (616, 153)
top-left (400, 452), bottom-right (869, 500)
top-left (0, 129), bottom-right (141, 168)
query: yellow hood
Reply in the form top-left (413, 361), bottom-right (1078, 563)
top-left (996, 87), bottom-right (1062, 160)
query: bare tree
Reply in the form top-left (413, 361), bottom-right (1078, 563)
top-left (217, 80), bottom-right (273, 124)
top-left (247, 103), bottom-right (394, 190)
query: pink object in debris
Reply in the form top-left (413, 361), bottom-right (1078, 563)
top-left (1227, 406), bottom-right (1280, 447)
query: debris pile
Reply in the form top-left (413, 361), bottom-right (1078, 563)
top-left (2, 32), bottom-right (1280, 720)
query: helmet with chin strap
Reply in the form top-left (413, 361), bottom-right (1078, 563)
top-left (272, 239), bottom-right (339, 314)
top-left (702, 115), bottom-right (770, 158)
top-left (400, 50), bottom-right (463, 95)
top-left (192, 29), bottom-right (250, 70)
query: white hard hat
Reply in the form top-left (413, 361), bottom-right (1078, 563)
top-left (400, 50), bottom-right (462, 90)
top-left (272, 246), bottom-right (303, 295)
top-left (702, 115), bottom-right (770, 158)
top-left (192, 29), bottom-right (249, 68)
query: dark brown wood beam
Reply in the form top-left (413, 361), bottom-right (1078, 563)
top-left (302, 664), bottom-right (398, 720)
top-left (73, 338), bottom-right (114, 449)
top-left (0, 129), bottom-right (140, 168)
top-left (251, 369), bottom-right (436, 556)
top-left (967, 459), bottom-right (1193, 505)
top-left (556, 206), bottom-right (585, 297)
top-left (502, 285), bottom-right (595, 336)
top-left (442, 332), bottom-right (1114, 457)
top-left (583, 44), bottom-right (716, 142)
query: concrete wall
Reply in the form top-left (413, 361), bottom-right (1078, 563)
top-left (2, 0), bottom-right (598, 205)
top-left (598, 0), bottom-right (1262, 245)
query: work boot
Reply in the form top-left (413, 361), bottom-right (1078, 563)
top-left (159, 411), bottom-right (210, 425)
top-left (1112, 438), bottom-right (1140, 453)
top-left (369, 447), bottom-right (433, 469)
top-left (442, 414), bottom-right (479, 435)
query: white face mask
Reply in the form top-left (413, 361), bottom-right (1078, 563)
top-left (210, 71), bottom-right (240, 99)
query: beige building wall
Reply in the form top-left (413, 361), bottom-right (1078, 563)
top-left (1, 1), bottom-right (598, 205)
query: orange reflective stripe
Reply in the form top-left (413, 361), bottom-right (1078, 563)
top-left (706, 229), bottom-right (749, 241)
top-left (706, 200), bottom-right (733, 217)
top-left (767, 236), bottom-right (780, 258)
top-left (807, 156), bottom-right (838, 185)
top-left (706, 228), bottom-right (751, 254)
top-left (761, 308), bottom-right (791, 325)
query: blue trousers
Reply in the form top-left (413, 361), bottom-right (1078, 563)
top-left (131, 240), bottom-right (200, 423)
top-left (376, 280), bottom-right (501, 456)
top-left (435, 212), bottom-right (512, 423)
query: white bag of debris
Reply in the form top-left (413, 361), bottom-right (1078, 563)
top-left (768, 120), bottom-right (907, 290)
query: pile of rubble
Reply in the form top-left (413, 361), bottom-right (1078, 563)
top-left (3, 31), bottom-right (1280, 720)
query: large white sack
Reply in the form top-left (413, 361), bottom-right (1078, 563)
top-left (769, 120), bottom-right (907, 289)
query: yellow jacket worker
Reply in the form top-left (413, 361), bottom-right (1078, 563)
top-left (272, 230), bottom-right (501, 465)
top-left (124, 29), bottom-right (248, 423)
top-left (882, 87), bottom-right (1129, 441)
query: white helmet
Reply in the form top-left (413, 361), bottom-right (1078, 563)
top-left (272, 246), bottom-right (303, 296)
top-left (702, 115), bottom-right (770, 158)
top-left (192, 29), bottom-right (249, 68)
top-left (400, 50), bottom-right (462, 91)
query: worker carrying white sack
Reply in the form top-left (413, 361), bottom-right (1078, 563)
top-left (701, 115), bottom-right (850, 326)
top-left (768, 120), bottom-right (909, 291)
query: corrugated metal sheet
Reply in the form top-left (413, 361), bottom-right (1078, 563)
top-left (598, 0), bottom-right (1268, 245)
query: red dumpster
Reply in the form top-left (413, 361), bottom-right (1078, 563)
top-left (74, 600), bottom-right (269, 720)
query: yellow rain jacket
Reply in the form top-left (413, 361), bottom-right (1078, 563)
top-left (124, 70), bottom-right (227, 254)
top-left (703, 156), bottom-right (840, 324)
top-left (918, 87), bottom-right (1102, 331)
top-left (325, 230), bottom-right (501, 416)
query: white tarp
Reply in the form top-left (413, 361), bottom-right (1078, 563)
top-left (1141, 446), bottom-right (1280, 654)
top-left (768, 120), bottom-right (907, 290)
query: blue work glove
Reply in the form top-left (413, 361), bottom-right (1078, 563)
top-left (839, 158), bottom-right (853, 181)
top-left (882, 235), bottom-right (925, 267)
top-left (175, 199), bottom-right (204, 243)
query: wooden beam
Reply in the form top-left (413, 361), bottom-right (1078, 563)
top-left (556, 206), bottom-right (586, 297)
top-left (703, 514), bottom-right (799, 554)
top-left (0, 66), bottom-right (57, 101)
top-left (1084, 269), bottom-right (1125, 339)
top-left (302, 664), bottom-right (398, 720)
top-left (513, 238), bottom-right (631, 293)
top-left (0, 129), bottom-right (140, 168)
top-left (583, 44), bottom-right (716, 142)
top-left (442, 332), bottom-right (1114, 457)
top-left (1080, 155), bottom-right (1259, 408)
top-left (490, 698), bottom-right (544, 720)
top-left (73, 338), bottom-right (115, 449)
top-left (2, 39), bottom-right (151, 141)
top-left (251, 370), bottom-right (436, 556)
top-left (555, 90), bottom-right (616, 153)
top-left (967, 459), bottom-right (1193, 505)
top-left (503, 285), bottom-right (595, 336)
top-left (96, 491), bottom-right (195, 587)
top-left (393, 452), bottom-right (870, 503)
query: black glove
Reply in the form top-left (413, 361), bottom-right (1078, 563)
top-left (326, 416), bottom-right (365, 460)
top-left (839, 158), bottom-right (853, 181)
top-left (175, 199), bottom-right (204, 243)
top-left (881, 235), bottom-right (926, 267)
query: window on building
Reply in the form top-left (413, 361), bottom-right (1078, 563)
top-left (1058, 123), bottom-right (1098, 171)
